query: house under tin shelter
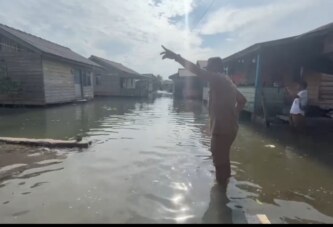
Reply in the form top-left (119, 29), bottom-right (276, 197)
top-left (223, 22), bottom-right (333, 124)
top-left (89, 55), bottom-right (150, 98)
top-left (0, 23), bottom-right (98, 106)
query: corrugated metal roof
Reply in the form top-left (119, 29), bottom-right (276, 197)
top-left (223, 37), bottom-right (296, 63)
top-left (223, 22), bottom-right (333, 63)
top-left (90, 55), bottom-right (142, 77)
top-left (297, 22), bottom-right (333, 39)
top-left (0, 23), bottom-right (98, 67)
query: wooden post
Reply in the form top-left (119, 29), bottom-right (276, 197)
top-left (253, 53), bottom-right (262, 121)
top-left (261, 89), bottom-right (270, 127)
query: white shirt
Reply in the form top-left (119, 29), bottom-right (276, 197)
top-left (290, 90), bottom-right (308, 116)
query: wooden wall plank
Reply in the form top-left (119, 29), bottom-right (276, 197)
top-left (43, 58), bottom-right (94, 104)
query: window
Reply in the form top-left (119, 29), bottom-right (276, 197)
top-left (86, 74), bottom-right (92, 86)
top-left (96, 75), bottom-right (101, 86)
top-left (127, 79), bottom-right (132, 89)
top-left (73, 69), bottom-right (91, 86)
top-left (120, 78), bottom-right (136, 89)
top-left (0, 61), bottom-right (7, 78)
top-left (87, 75), bottom-right (91, 86)
top-left (128, 79), bottom-right (136, 89)
top-left (224, 66), bottom-right (229, 75)
top-left (120, 78), bottom-right (123, 88)
top-left (73, 69), bottom-right (81, 84)
top-left (82, 72), bottom-right (91, 87)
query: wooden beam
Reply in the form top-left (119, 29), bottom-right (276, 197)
top-left (261, 90), bottom-right (270, 127)
top-left (0, 137), bottom-right (91, 148)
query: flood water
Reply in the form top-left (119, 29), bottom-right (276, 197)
top-left (0, 97), bottom-right (332, 224)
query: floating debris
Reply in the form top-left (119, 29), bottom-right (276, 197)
top-left (265, 144), bottom-right (276, 149)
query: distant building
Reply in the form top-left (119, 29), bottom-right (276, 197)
top-left (169, 61), bottom-right (207, 100)
top-left (142, 74), bottom-right (159, 95)
top-left (0, 23), bottom-right (98, 106)
top-left (161, 80), bottom-right (173, 93)
top-left (89, 55), bottom-right (150, 98)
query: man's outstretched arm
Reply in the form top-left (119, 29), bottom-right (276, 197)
top-left (160, 45), bottom-right (215, 81)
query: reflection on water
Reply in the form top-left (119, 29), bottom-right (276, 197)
top-left (0, 97), bottom-right (332, 224)
top-left (0, 98), bottom-right (148, 139)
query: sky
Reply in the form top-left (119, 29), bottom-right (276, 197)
top-left (1, 0), bottom-right (333, 79)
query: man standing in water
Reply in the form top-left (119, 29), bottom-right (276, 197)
top-left (161, 46), bottom-right (247, 187)
top-left (288, 80), bottom-right (308, 131)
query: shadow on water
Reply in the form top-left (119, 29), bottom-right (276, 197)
top-left (0, 144), bottom-right (69, 220)
top-left (202, 184), bottom-right (232, 224)
top-left (0, 145), bottom-right (67, 183)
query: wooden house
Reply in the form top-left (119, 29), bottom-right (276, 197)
top-left (89, 55), bottom-right (150, 98)
top-left (0, 23), bottom-right (98, 106)
top-left (223, 22), bottom-right (333, 123)
top-left (141, 74), bottom-right (159, 95)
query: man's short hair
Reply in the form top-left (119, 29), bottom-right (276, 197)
top-left (207, 57), bottom-right (224, 73)
top-left (298, 80), bottom-right (308, 89)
